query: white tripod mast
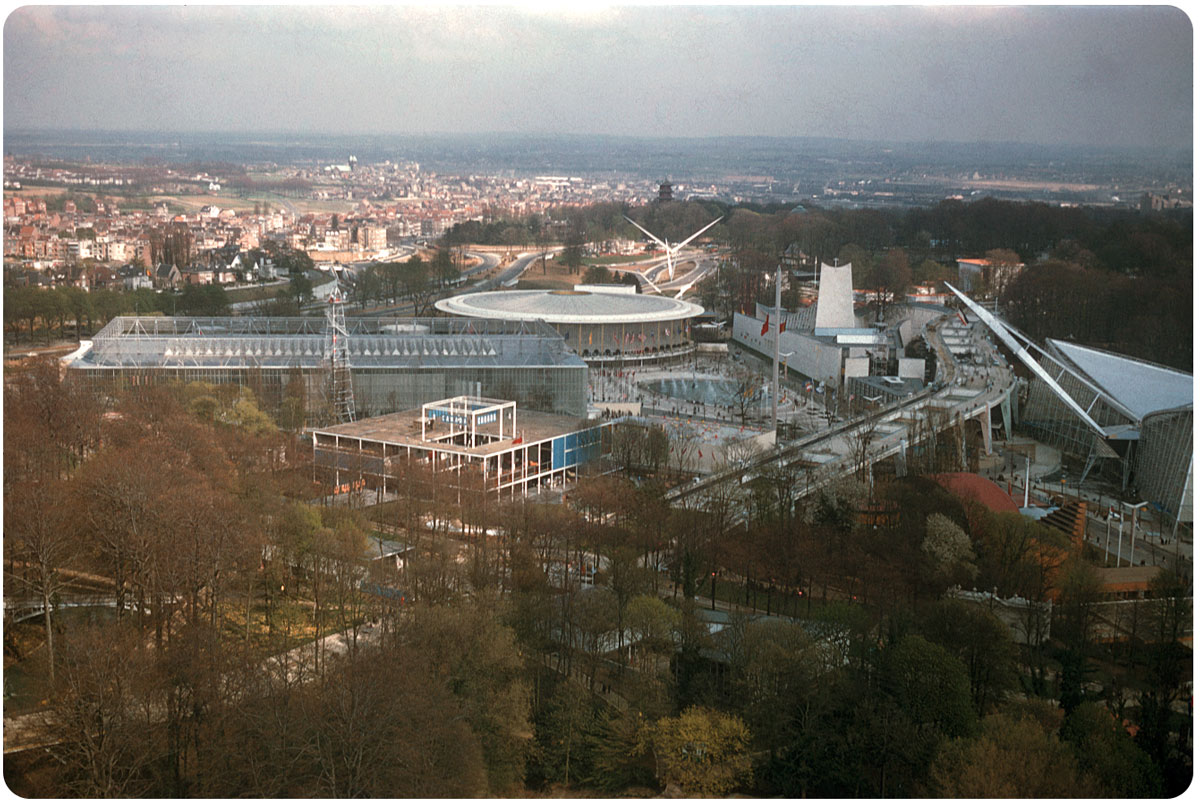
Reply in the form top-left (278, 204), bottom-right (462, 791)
top-left (623, 214), bottom-right (723, 282)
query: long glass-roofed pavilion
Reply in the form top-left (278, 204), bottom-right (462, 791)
top-left (64, 316), bottom-right (588, 424)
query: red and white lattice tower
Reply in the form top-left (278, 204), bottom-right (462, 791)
top-left (325, 287), bottom-right (356, 423)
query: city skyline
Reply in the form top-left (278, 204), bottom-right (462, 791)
top-left (3, 4), bottom-right (1193, 150)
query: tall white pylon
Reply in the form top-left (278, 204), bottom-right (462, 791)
top-left (624, 214), bottom-right (723, 284)
top-left (325, 286), bottom-right (356, 423)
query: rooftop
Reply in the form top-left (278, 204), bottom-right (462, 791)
top-left (1049, 339), bottom-right (1192, 421)
top-left (436, 289), bottom-right (703, 324)
top-left (311, 405), bottom-right (590, 456)
top-left (931, 472), bottom-right (1021, 514)
top-left (69, 315), bottom-right (585, 371)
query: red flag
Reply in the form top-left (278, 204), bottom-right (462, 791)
top-left (697, 449), bottom-right (703, 459)
top-left (761, 315), bottom-right (770, 336)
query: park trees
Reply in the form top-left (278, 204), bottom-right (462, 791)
top-left (47, 625), bottom-right (162, 797)
top-left (4, 356), bottom-right (101, 482)
top-left (727, 617), bottom-right (831, 754)
top-left (929, 711), bottom-right (1092, 798)
top-left (397, 601), bottom-right (532, 793)
top-left (5, 478), bottom-right (77, 683)
top-left (560, 224), bottom-right (586, 274)
top-left (921, 512), bottom-right (979, 591)
top-left (430, 246), bottom-right (458, 286)
top-left (625, 594), bottom-right (680, 674)
top-left (533, 680), bottom-right (600, 786)
top-left (651, 707), bottom-right (752, 797)
top-left (881, 634), bottom-right (976, 742)
top-left (288, 271), bottom-right (314, 305)
top-left (609, 420), bottom-right (668, 476)
top-left (1061, 702), bottom-right (1163, 797)
top-left (582, 264), bottom-right (613, 284)
top-left (301, 649), bottom-right (488, 797)
top-left (912, 257), bottom-right (955, 285)
top-left (861, 247), bottom-right (912, 317)
top-left (918, 599), bottom-right (1018, 715)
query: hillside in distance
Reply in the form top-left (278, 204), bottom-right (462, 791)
top-left (5, 129), bottom-right (1191, 199)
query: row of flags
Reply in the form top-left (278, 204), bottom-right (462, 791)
top-left (599, 326), bottom-right (680, 345)
top-left (332, 477), bottom-right (367, 495)
top-left (760, 314), bottom-right (787, 336)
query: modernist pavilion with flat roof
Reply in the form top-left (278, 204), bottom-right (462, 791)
top-left (311, 395), bottom-right (615, 500)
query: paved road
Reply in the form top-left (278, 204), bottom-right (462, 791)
top-left (459, 250), bottom-right (501, 278)
top-left (463, 250), bottom-right (550, 293)
top-left (609, 251), bottom-right (714, 296)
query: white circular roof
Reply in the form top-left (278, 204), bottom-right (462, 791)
top-left (436, 290), bottom-right (704, 325)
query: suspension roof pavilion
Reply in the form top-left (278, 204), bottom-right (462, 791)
top-left (947, 284), bottom-right (1193, 527)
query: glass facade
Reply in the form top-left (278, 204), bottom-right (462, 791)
top-left (1137, 406), bottom-right (1194, 523)
top-left (1021, 349), bottom-right (1133, 475)
top-left (67, 316), bottom-right (588, 424)
top-left (1020, 342), bottom-right (1193, 524)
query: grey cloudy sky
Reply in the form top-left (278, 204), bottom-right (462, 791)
top-left (3, 4), bottom-right (1192, 148)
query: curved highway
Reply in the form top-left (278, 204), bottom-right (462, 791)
top-left (608, 249), bottom-right (717, 296)
top-left (460, 250), bottom-right (501, 278)
top-left (463, 249), bottom-right (560, 293)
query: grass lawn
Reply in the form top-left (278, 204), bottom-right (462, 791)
top-left (582, 253), bottom-right (659, 267)
top-left (219, 595), bottom-right (320, 657)
top-left (515, 278), bottom-right (576, 290)
top-left (224, 283), bottom-right (288, 303)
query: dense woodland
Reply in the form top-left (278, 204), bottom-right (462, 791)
top-left (3, 356), bottom-right (1191, 797)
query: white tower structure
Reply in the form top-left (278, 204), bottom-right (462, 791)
top-left (623, 215), bottom-right (723, 284)
top-left (325, 287), bottom-right (356, 423)
top-left (813, 261), bottom-right (856, 333)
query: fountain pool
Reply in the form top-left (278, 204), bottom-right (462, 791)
top-left (640, 376), bottom-right (758, 406)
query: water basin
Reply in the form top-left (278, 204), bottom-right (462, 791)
top-left (640, 376), bottom-right (757, 406)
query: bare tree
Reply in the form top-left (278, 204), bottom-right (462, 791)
top-left (49, 625), bottom-right (161, 797)
top-left (5, 479), bottom-right (76, 683)
top-left (847, 416), bottom-right (881, 483)
top-left (669, 425), bottom-right (703, 478)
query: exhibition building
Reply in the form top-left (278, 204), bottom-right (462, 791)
top-left (435, 285), bottom-right (703, 364)
top-left (64, 315), bottom-right (589, 423)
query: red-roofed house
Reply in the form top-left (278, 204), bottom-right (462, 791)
top-left (931, 472), bottom-right (1020, 515)
top-left (956, 256), bottom-right (1025, 298)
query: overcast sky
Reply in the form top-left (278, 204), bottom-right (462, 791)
top-left (3, 4), bottom-right (1192, 148)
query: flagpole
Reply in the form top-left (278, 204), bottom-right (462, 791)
top-left (772, 265), bottom-right (781, 443)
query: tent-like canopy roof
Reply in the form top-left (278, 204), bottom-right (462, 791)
top-left (1049, 339), bottom-right (1192, 422)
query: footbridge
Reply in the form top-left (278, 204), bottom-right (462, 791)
top-left (667, 308), bottom-right (1017, 514)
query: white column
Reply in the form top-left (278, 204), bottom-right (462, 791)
top-left (772, 266), bottom-right (782, 440)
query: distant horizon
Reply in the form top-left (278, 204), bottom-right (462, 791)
top-left (5, 127), bottom-right (1191, 157)
top-left (4, 6), bottom-right (1190, 150)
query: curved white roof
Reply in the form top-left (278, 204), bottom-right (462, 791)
top-left (436, 290), bottom-right (704, 325)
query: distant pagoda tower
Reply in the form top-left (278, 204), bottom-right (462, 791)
top-left (657, 179), bottom-right (673, 202)
top-left (325, 287), bottom-right (356, 423)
